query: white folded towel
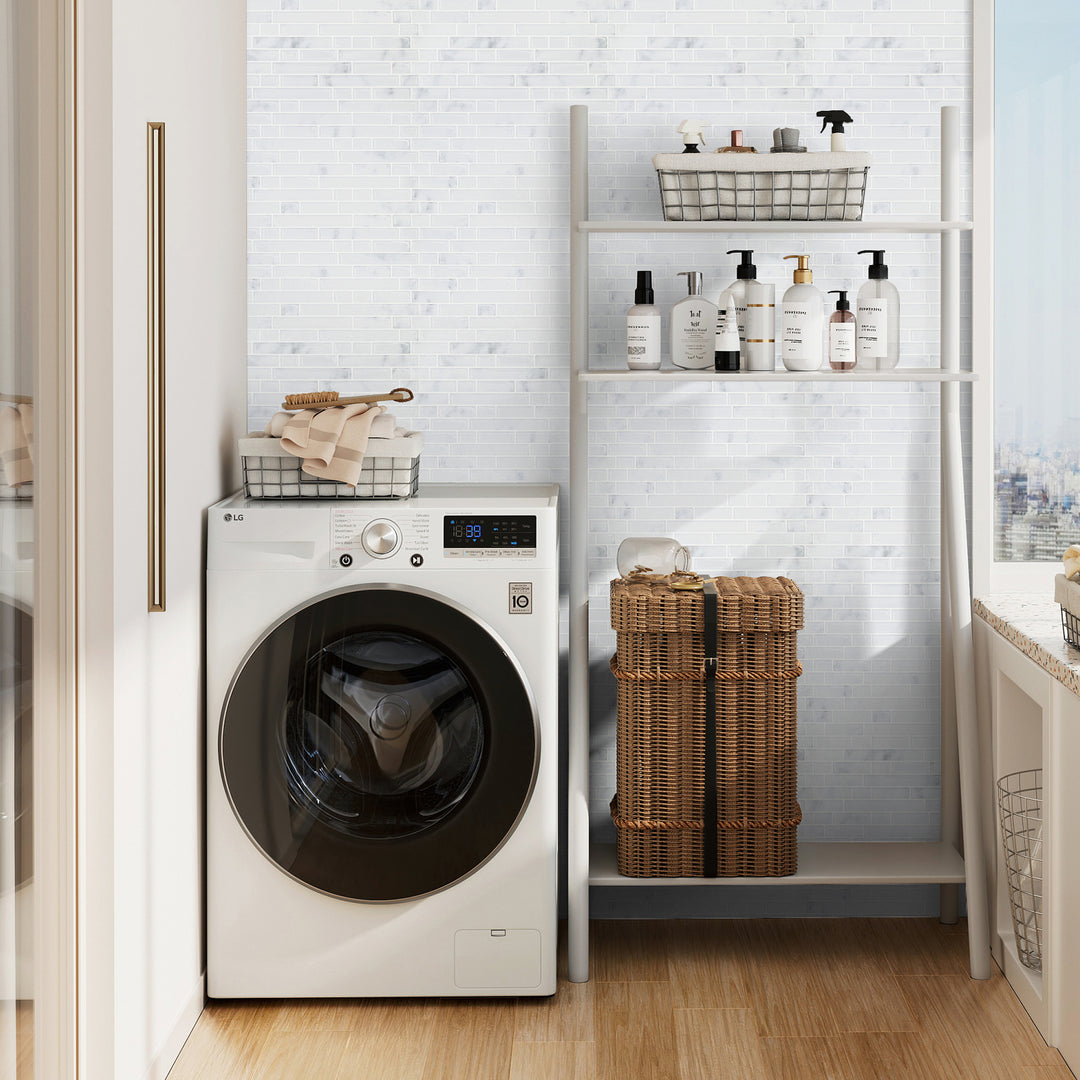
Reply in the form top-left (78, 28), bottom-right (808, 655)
top-left (368, 412), bottom-right (397, 439)
top-left (265, 411), bottom-right (291, 437)
top-left (0, 404), bottom-right (34, 487)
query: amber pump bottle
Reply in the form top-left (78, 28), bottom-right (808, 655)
top-left (827, 290), bottom-right (856, 371)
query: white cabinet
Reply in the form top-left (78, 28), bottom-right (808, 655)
top-left (79, 0), bottom-right (245, 1076)
top-left (974, 607), bottom-right (1080, 1072)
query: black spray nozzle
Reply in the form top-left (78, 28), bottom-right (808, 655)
top-left (726, 249), bottom-right (757, 279)
top-left (828, 289), bottom-right (851, 311)
top-left (858, 249), bottom-right (889, 279)
top-left (817, 109), bottom-right (854, 134)
top-left (634, 270), bottom-right (655, 305)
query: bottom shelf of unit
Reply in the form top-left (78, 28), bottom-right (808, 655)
top-left (589, 840), bottom-right (966, 887)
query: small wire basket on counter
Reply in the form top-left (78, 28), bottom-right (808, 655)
top-left (997, 769), bottom-right (1044, 971)
top-left (239, 434), bottom-right (421, 500)
top-left (1061, 606), bottom-right (1080, 649)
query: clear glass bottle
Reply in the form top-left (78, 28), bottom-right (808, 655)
top-left (856, 249), bottom-right (900, 370)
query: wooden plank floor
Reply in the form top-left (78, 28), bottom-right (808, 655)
top-left (167, 920), bottom-right (1073, 1080)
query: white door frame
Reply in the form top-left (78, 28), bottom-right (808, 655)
top-left (31, 0), bottom-right (79, 1075)
top-left (971, 0), bottom-right (1062, 597)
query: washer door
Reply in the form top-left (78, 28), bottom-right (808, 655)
top-left (219, 584), bottom-right (538, 902)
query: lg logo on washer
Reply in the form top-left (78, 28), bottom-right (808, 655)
top-left (509, 582), bottom-right (532, 614)
top-left (223, 513), bottom-right (244, 522)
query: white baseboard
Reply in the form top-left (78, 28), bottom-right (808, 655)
top-left (142, 972), bottom-right (205, 1080)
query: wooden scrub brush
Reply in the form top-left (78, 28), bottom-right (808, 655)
top-left (281, 387), bottom-right (414, 411)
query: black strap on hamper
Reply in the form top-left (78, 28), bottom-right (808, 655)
top-left (703, 579), bottom-right (718, 878)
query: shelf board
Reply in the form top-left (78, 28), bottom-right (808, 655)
top-left (580, 368), bottom-right (976, 384)
top-left (577, 219), bottom-right (973, 235)
top-left (589, 840), bottom-right (966, 887)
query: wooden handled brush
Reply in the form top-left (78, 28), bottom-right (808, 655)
top-left (281, 387), bottom-right (414, 411)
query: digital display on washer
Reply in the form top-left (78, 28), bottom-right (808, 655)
top-left (444, 515), bottom-right (536, 549)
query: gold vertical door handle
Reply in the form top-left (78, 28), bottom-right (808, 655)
top-left (147, 122), bottom-right (165, 612)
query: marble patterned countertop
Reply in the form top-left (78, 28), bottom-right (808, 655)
top-left (973, 594), bottom-right (1080, 696)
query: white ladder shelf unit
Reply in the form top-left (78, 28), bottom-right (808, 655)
top-left (567, 104), bottom-right (992, 982)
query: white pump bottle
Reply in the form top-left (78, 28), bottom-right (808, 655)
top-left (780, 255), bottom-right (824, 372)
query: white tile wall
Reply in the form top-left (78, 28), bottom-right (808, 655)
top-left (248, 0), bottom-right (973, 912)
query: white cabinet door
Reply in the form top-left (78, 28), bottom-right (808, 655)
top-left (82, 0), bottom-right (245, 1076)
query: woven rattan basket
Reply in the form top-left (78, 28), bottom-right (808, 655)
top-left (610, 572), bottom-right (804, 877)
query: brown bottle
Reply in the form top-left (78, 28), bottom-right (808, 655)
top-left (828, 289), bottom-right (856, 371)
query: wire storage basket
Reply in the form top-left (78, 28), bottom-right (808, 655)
top-left (1061, 606), bottom-right (1080, 649)
top-left (238, 433), bottom-right (422, 500)
top-left (0, 480), bottom-right (32, 501)
top-left (997, 768), bottom-right (1044, 971)
top-left (651, 152), bottom-right (870, 222)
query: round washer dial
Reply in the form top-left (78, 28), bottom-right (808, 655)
top-left (362, 519), bottom-right (401, 558)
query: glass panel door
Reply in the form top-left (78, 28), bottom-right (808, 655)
top-left (1, 0), bottom-right (36, 1071)
top-left (2, 0), bottom-right (72, 1074)
top-left (994, 1), bottom-right (1080, 561)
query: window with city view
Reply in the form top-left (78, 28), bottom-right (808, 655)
top-left (994, 0), bottom-right (1080, 560)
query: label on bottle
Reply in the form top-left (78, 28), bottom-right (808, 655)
top-left (830, 322), bottom-right (856, 367)
top-left (674, 304), bottom-right (715, 369)
top-left (782, 302), bottom-right (822, 365)
top-left (857, 299), bottom-right (889, 359)
top-left (626, 313), bottom-right (660, 368)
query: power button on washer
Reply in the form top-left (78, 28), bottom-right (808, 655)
top-left (339, 553), bottom-right (353, 567)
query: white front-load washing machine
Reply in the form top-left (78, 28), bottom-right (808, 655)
top-left (206, 484), bottom-right (558, 998)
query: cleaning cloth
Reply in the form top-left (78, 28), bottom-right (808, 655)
top-left (0, 404), bottom-right (34, 487)
top-left (280, 403), bottom-right (386, 487)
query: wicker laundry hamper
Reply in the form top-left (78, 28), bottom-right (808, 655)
top-left (610, 571), bottom-right (804, 877)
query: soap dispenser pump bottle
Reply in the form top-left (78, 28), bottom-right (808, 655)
top-left (626, 270), bottom-right (661, 370)
top-left (827, 290), bottom-right (856, 371)
top-left (703, 249), bottom-right (757, 361)
top-left (671, 271), bottom-right (717, 370)
top-left (856, 249), bottom-right (900, 370)
top-left (781, 255), bottom-right (824, 371)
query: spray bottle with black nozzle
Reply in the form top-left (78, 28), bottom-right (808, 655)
top-left (816, 109), bottom-right (854, 151)
top-left (677, 119), bottom-right (709, 153)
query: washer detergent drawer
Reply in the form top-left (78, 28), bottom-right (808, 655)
top-left (453, 929), bottom-right (541, 989)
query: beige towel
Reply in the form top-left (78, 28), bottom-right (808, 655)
top-left (0, 403), bottom-right (34, 487)
top-left (280, 403), bottom-right (385, 486)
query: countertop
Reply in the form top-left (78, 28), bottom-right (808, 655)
top-left (973, 594), bottom-right (1080, 696)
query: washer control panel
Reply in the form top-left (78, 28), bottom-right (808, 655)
top-left (331, 507), bottom-right (430, 567)
top-left (330, 507), bottom-right (538, 567)
top-left (443, 515), bottom-right (537, 559)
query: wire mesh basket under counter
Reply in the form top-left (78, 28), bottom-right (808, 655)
top-left (997, 769), bottom-right (1044, 971)
top-left (652, 151), bottom-right (870, 222)
top-left (239, 432), bottom-right (422, 500)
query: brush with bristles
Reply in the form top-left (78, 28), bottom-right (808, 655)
top-left (281, 387), bottom-right (414, 411)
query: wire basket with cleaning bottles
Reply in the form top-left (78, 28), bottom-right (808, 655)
top-left (997, 768), bottom-right (1044, 971)
top-left (238, 433), bottom-right (422, 500)
top-left (651, 152), bottom-right (871, 222)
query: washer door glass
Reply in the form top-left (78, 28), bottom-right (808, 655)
top-left (220, 586), bottom-right (538, 901)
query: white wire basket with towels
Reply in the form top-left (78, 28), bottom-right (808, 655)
top-left (652, 151), bottom-right (871, 222)
top-left (239, 430), bottom-right (423, 500)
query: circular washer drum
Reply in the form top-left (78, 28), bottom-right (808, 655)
top-left (219, 585), bottom-right (538, 902)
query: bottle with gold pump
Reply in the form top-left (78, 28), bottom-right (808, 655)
top-left (780, 254), bottom-right (824, 371)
